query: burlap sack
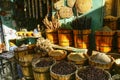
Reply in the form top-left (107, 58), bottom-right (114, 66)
top-left (75, 0), bottom-right (92, 14)
top-left (59, 6), bottom-right (73, 18)
top-left (54, 0), bottom-right (64, 10)
top-left (67, 0), bottom-right (76, 8)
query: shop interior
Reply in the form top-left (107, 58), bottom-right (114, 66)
top-left (0, 0), bottom-right (120, 80)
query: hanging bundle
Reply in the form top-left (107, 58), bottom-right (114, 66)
top-left (75, 0), bottom-right (92, 14)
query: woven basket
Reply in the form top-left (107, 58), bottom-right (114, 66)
top-left (67, 52), bottom-right (88, 65)
top-left (14, 46), bottom-right (28, 63)
top-left (19, 54), bottom-right (34, 79)
top-left (48, 50), bottom-right (67, 60)
top-left (75, 0), bottom-right (92, 14)
top-left (67, 0), bottom-right (76, 8)
top-left (50, 62), bottom-right (77, 80)
top-left (58, 6), bottom-right (73, 18)
top-left (32, 57), bottom-right (55, 80)
top-left (89, 55), bottom-right (114, 70)
top-left (19, 54), bottom-right (33, 66)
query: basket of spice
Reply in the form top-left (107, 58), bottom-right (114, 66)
top-left (48, 50), bottom-right (67, 61)
top-left (67, 52), bottom-right (88, 67)
top-left (32, 57), bottom-right (55, 80)
top-left (76, 66), bottom-right (112, 80)
top-left (89, 52), bottom-right (114, 70)
top-left (50, 61), bottom-right (77, 80)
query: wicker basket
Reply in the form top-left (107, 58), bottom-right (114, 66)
top-left (14, 46), bottom-right (28, 63)
top-left (48, 50), bottom-right (67, 60)
top-left (32, 57), bottom-right (55, 80)
top-left (89, 55), bottom-right (114, 70)
top-left (67, 52), bottom-right (88, 65)
top-left (19, 54), bottom-right (34, 79)
top-left (50, 62), bottom-right (77, 80)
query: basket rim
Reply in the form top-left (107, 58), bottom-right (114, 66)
top-left (32, 57), bottom-right (55, 68)
top-left (75, 66), bottom-right (112, 80)
top-left (50, 62), bottom-right (77, 76)
top-left (48, 50), bottom-right (67, 57)
top-left (89, 55), bottom-right (114, 64)
top-left (67, 52), bottom-right (88, 62)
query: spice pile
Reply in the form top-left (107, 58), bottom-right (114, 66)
top-left (77, 66), bottom-right (109, 80)
top-left (51, 61), bottom-right (76, 75)
top-left (35, 58), bottom-right (54, 67)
